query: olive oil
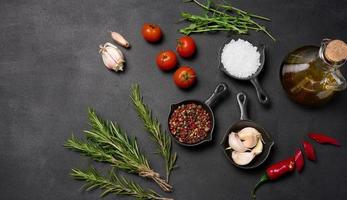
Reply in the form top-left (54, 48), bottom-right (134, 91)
top-left (280, 39), bottom-right (347, 107)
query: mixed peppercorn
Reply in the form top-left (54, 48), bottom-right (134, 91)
top-left (169, 103), bottom-right (211, 144)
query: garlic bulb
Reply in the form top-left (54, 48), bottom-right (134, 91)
top-left (110, 31), bottom-right (130, 48)
top-left (238, 127), bottom-right (261, 148)
top-left (99, 42), bottom-right (125, 72)
top-left (227, 132), bottom-right (249, 152)
top-left (232, 151), bottom-right (256, 166)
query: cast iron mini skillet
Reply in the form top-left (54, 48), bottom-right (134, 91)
top-left (168, 83), bottom-right (229, 147)
top-left (221, 92), bottom-right (274, 169)
top-left (219, 39), bottom-right (270, 105)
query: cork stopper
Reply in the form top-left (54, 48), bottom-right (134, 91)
top-left (324, 40), bottom-right (347, 63)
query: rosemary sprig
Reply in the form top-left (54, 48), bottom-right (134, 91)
top-left (71, 167), bottom-right (173, 200)
top-left (64, 108), bottom-right (172, 192)
top-left (179, 0), bottom-right (275, 41)
top-left (131, 84), bottom-right (177, 182)
top-left (65, 135), bottom-right (114, 163)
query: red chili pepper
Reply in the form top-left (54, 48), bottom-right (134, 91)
top-left (303, 141), bottom-right (316, 161)
top-left (308, 133), bottom-right (340, 146)
top-left (294, 148), bottom-right (304, 173)
top-left (252, 157), bottom-right (295, 199)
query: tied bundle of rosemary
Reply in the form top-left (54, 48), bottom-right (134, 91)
top-left (71, 168), bottom-right (172, 200)
top-left (179, 0), bottom-right (275, 41)
top-left (65, 108), bottom-right (172, 192)
top-left (131, 84), bottom-right (177, 182)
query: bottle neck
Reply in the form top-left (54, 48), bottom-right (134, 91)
top-left (318, 39), bottom-right (347, 91)
top-left (319, 39), bottom-right (346, 68)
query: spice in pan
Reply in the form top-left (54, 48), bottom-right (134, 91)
top-left (169, 103), bottom-right (211, 144)
top-left (226, 127), bottom-right (263, 166)
top-left (221, 39), bottom-right (261, 78)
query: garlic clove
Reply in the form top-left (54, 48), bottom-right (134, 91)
top-left (232, 151), bottom-right (256, 166)
top-left (228, 132), bottom-right (249, 152)
top-left (101, 50), bottom-right (124, 71)
top-left (99, 42), bottom-right (125, 72)
top-left (110, 31), bottom-right (130, 48)
top-left (238, 127), bottom-right (261, 138)
top-left (251, 138), bottom-right (263, 155)
top-left (238, 127), bottom-right (261, 148)
top-left (106, 46), bottom-right (124, 63)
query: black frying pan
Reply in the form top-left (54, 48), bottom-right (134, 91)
top-left (168, 83), bottom-right (229, 147)
top-left (221, 92), bottom-right (274, 169)
top-left (219, 39), bottom-right (270, 105)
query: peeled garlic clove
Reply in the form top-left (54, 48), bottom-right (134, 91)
top-left (232, 151), bottom-right (256, 166)
top-left (238, 127), bottom-right (261, 138)
top-left (110, 31), bottom-right (130, 48)
top-left (242, 135), bottom-right (258, 149)
top-left (238, 127), bottom-right (261, 148)
top-left (228, 132), bottom-right (249, 152)
top-left (99, 42), bottom-right (125, 72)
top-left (251, 138), bottom-right (263, 155)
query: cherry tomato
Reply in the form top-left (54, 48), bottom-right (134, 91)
top-left (173, 66), bottom-right (196, 89)
top-left (141, 23), bottom-right (162, 43)
top-left (176, 36), bottom-right (196, 58)
top-left (156, 50), bottom-right (178, 71)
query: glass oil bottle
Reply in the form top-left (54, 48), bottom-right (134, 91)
top-left (280, 39), bottom-right (347, 106)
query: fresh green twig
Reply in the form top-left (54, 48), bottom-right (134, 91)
top-left (64, 108), bottom-right (172, 192)
top-left (65, 135), bottom-right (115, 163)
top-left (131, 84), bottom-right (177, 182)
top-left (179, 0), bottom-right (275, 41)
top-left (71, 167), bottom-right (173, 200)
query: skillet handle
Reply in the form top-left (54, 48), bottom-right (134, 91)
top-left (237, 92), bottom-right (248, 120)
top-left (205, 82), bottom-right (228, 107)
top-left (250, 77), bottom-right (270, 105)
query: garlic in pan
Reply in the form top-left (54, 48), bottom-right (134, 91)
top-left (110, 31), bottom-right (130, 48)
top-left (232, 151), bottom-right (256, 166)
top-left (228, 127), bottom-right (264, 166)
top-left (226, 132), bottom-right (249, 152)
top-left (99, 42), bottom-right (125, 72)
top-left (238, 127), bottom-right (262, 148)
top-left (251, 138), bottom-right (263, 155)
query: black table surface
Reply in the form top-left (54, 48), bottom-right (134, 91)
top-left (1, 0), bottom-right (346, 199)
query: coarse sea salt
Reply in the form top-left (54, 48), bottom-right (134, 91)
top-left (221, 39), bottom-right (261, 78)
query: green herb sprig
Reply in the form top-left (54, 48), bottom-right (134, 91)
top-left (179, 0), bottom-right (275, 41)
top-left (64, 108), bottom-right (172, 192)
top-left (131, 84), bottom-right (177, 182)
top-left (71, 167), bottom-right (173, 200)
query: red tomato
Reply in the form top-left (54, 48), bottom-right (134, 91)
top-left (156, 50), bottom-right (178, 71)
top-left (173, 66), bottom-right (196, 88)
top-left (141, 23), bottom-right (162, 43)
top-left (176, 36), bottom-right (196, 58)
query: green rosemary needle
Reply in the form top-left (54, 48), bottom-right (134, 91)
top-left (64, 108), bottom-right (172, 192)
top-left (131, 84), bottom-right (177, 182)
top-left (71, 167), bottom-right (173, 200)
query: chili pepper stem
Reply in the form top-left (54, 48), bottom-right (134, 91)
top-left (251, 174), bottom-right (269, 199)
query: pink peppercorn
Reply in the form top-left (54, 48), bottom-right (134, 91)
top-left (169, 103), bottom-right (211, 144)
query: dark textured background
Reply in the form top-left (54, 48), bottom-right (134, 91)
top-left (1, 0), bottom-right (346, 199)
